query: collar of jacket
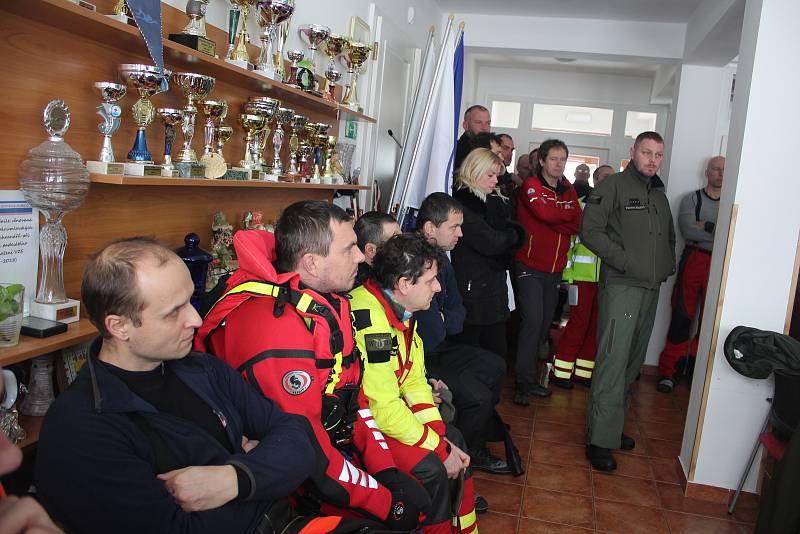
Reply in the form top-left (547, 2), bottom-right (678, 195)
top-left (86, 337), bottom-right (205, 415)
top-left (363, 278), bottom-right (410, 331)
top-left (625, 162), bottom-right (665, 190)
top-left (537, 174), bottom-right (571, 195)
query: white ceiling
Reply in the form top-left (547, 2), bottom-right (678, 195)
top-left (468, 52), bottom-right (668, 77)
top-left (435, 0), bottom-right (705, 23)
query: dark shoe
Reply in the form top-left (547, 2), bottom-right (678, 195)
top-left (656, 376), bottom-right (674, 394)
top-left (513, 390), bottom-right (530, 406)
top-left (470, 448), bottom-right (512, 475)
top-left (586, 445), bottom-right (617, 472)
top-left (474, 492), bottom-right (489, 514)
top-left (530, 384), bottom-right (552, 398)
top-left (620, 433), bottom-right (635, 451)
top-left (576, 378), bottom-right (592, 388)
top-left (550, 377), bottom-right (574, 390)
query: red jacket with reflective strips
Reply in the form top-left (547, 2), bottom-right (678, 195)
top-left (195, 230), bottom-right (396, 521)
top-left (515, 175), bottom-right (582, 273)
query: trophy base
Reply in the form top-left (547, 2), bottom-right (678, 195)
top-left (106, 14), bottom-right (131, 24)
top-left (67, 0), bottom-right (96, 11)
top-left (222, 168), bottom-right (250, 181)
top-left (30, 299), bottom-right (80, 324)
top-left (169, 34), bottom-right (216, 57)
top-left (345, 102), bottom-right (364, 112)
top-left (304, 89), bottom-right (324, 98)
top-left (254, 66), bottom-right (279, 80)
top-left (174, 162), bottom-right (207, 179)
top-left (261, 174), bottom-right (280, 183)
top-left (124, 162), bottom-right (163, 177)
top-left (87, 161), bottom-right (124, 175)
top-left (225, 58), bottom-right (253, 71)
top-left (161, 167), bottom-right (180, 177)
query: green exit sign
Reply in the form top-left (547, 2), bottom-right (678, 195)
top-left (345, 120), bottom-right (358, 140)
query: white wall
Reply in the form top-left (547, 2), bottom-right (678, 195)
top-left (471, 65), bottom-right (669, 177)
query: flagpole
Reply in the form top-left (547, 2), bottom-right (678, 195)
top-left (442, 23), bottom-right (464, 192)
top-left (386, 26), bottom-right (436, 214)
top-left (395, 15), bottom-right (455, 220)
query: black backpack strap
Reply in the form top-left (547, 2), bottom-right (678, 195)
top-left (695, 189), bottom-right (703, 221)
top-left (127, 412), bottom-right (181, 474)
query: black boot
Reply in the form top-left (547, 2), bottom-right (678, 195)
top-left (586, 444), bottom-right (617, 472)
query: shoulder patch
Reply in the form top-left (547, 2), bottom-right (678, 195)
top-left (282, 370), bottom-right (313, 395)
top-left (526, 186), bottom-right (537, 198)
top-left (364, 333), bottom-right (392, 363)
top-left (352, 308), bottom-right (372, 331)
top-left (586, 194), bottom-right (602, 205)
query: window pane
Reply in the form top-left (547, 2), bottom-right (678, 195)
top-left (625, 111), bottom-right (657, 138)
top-left (531, 104), bottom-right (613, 136)
top-left (491, 100), bottom-right (521, 129)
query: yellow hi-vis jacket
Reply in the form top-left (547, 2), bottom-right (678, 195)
top-left (349, 279), bottom-right (448, 460)
top-left (562, 199), bottom-right (601, 284)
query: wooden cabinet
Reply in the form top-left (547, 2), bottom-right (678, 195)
top-left (0, 0), bottom-right (374, 447)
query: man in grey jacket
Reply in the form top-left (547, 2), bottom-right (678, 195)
top-left (579, 131), bottom-right (676, 472)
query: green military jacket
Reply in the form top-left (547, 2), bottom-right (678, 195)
top-left (579, 163), bottom-right (676, 289)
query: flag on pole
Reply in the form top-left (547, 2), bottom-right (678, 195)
top-left (391, 21), bottom-right (464, 227)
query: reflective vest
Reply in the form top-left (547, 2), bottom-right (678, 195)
top-left (562, 199), bottom-right (601, 284)
top-left (349, 279), bottom-right (448, 460)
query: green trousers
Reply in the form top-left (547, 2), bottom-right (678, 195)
top-left (587, 284), bottom-right (660, 449)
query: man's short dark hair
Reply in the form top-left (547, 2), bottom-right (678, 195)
top-left (372, 234), bottom-right (441, 290)
top-left (354, 211), bottom-right (397, 252)
top-left (416, 193), bottom-right (463, 230)
top-left (276, 200), bottom-right (352, 271)
top-left (593, 164), bottom-right (614, 179)
top-left (463, 104), bottom-right (488, 120)
top-left (537, 139), bottom-right (569, 164)
top-left (497, 133), bottom-right (513, 144)
top-left (634, 131), bottom-right (664, 147)
top-left (81, 237), bottom-right (176, 338)
top-left (469, 132), bottom-right (501, 152)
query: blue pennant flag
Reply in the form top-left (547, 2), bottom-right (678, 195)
top-left (126, 0), bottom-right (169, 91)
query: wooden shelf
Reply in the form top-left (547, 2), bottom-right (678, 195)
top-left (90, 174), bottom-right (369, 190)
top-left (1, 0), bottom-right (376, 124)
top-left (0, 319), bottom-right (97, 368)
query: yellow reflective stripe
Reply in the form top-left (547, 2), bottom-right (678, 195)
top-left (295, 292), bottom-right (314, 313)
top-left (403, 391), bottom-right (432, 406)
top-left (553, 358), bottom-right (574, 370)
top-left (575, 368), bottom-right (593, 379)
top-left (413, 406), bottom-right (442, 425)
top-left (576, 358), bottom-right (595, 369)
top-left (219, 281), bottom-right (280, 304)
top-left (419, 428), bottom-right (440, 451)
top-left (458, 509), bottom-right (477, 531)
top-left (324, 350), bottom-right (344, 394)
top-left (553, 368), bottom-right (572, 379)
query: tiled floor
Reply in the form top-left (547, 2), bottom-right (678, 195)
top-left (473, 373), bottom-right (760, 533)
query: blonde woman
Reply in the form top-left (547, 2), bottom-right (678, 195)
top-left (451, 148), bottom-right (525, 359)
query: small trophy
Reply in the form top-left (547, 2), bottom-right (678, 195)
top-left (217, 125), bottom-right (233, 157)
top-left (322, 34), bottom-right (348, 102)
top-left (157, 108), bottom-right (183, 177)
top-left (172, 72), bottom-right (216, 178)
top-left (323, 135), bottom-right (342, 183)
top-left (298, 24), bottom-right (331, 69)
top-left (224, 1), bottom-right (241, 60)
top-left (237, 113), bottom-right (267, 175)
top-left (341, 41), bottom-right (372, 111)
top-left (86, 81), bottom-right (126, 175)
top-left (200, 100), bottom-right (228, 179)
top-left (169, 0), bottom-right (216, 57)
top-left (285, 50), bottom-right (304, 87)
top-left (255, 0), bottom-right (294, 80)
top-left (270, 107), bottom-right (293, 178)
top-left (118, 64), bottom-right (170, 176)
top-left (19, 100), bottom-right (88, 323)
top-left (227, 0), bottom-right (256, 69)
top-left (108, 0), bottom-right (132, 23)
top-left (286, 114), bottom-right (306, 178)
top-left (245, 97), bottom-right (279, 178)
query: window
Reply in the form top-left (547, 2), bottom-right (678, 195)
top-left (624, 111), bottom-right (657, 138)
top-left (531, 104), bottom-right (613, 136)
top-left (490, 100), bottom-right (521, 129)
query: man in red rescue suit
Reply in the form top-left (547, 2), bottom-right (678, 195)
top-left (513, 138), bottom-right (582, 406)
top-left (551, 165), bottom-right (615, 389)
top-left (350, 234), bottom-right (479, 534)
top-left (196, 201), bottom-right (430, 531)
top-left (656, 156), bottom-right (724, 393)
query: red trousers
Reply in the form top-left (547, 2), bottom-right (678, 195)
top-left (658, 247), bottom-right (712, 377)
top-left (554, 281), bottom-right (598, 381)
top-left (385, 435), bottom-right (478, 534)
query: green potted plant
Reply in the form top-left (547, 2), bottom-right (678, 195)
top-left (0, 284), bottom-right (25, 347)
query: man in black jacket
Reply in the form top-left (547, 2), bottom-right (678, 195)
top-left (454, 105), bottom-right (491, 172)
top-left (414, 192), bottom-right (509, 475)
top-left (35, 238), bottom-right (325, 534)
top-left (353, 211), bottom-right (401, 286)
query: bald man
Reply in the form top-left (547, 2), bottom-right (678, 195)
top-left (656, 156), bottom-right (725, 393)
top-left (455, 105), bottom-right (491, 171)
top-left (573, 164), bottom-right (592, 198)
